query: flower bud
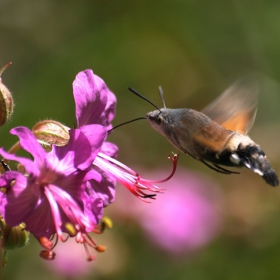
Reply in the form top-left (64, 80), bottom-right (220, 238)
top-left (0, 218), bottom-right (29, 251)
top-left (32, 120), bottom-right (70, 150)
top-left (0, 217), bottom-right (29, 266)
top-left (0, 62), bottom-right (14, 126)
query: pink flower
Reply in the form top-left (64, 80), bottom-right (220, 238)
top-left (0, 126), bottom-right (107, 260)
top-left (45, 238), bottom-right (94, 278)
top-left (0, 70), bottom-right (179, 262)
top-left (73, 70), bottom-right (117, 207)
top-left (114, 168), bottom-right (223, 255)
top-left (72, 70), bottom-right (179, 202)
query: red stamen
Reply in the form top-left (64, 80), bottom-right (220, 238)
top-left (139, 154), bottom-right (180, 183)
top-left (40, 250), bottom-right (56, 260)
top-left (93, 154), bottom-right (179, 201)
top-left (96, 245), bottom-right (106, 252)
top-left (39, 237), bottom-right (54, 250)
top-left (83, 242), bottom-right (95, 261)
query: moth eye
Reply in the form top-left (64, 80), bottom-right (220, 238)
top-left (156, 117), bottom-right (162, 125)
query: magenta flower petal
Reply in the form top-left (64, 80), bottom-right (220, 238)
top-left (98, 89), bottom-right (116, 131)
top-left (51, 128), bottom-right (105, 173)
top-left (79, 124), bottom-right (108, 161)
top-left (0, 172), bottom-right (39, 227)
top-left (73, 70), bottom-right (116, 129)
top-left (10, 126), bottom-right (46, 166)
top-left (82, 195), bottom-right (104, 225)
top-left (84, 167), bottom-right (115, 207)
top-left (86, 142), bottom-right (118, 207)
top-left (0, 126), bottom-right (105, 249)
top-left (100, 142), bottom-right (118, 158)
top-left (22, 195), bottom-right (56, 239)
top-left (0, 148), bottom-right (39, 177)
top-left (72, 70), bottom-right (119, 206)
top-left (87, 167), bottom-right (116, 207)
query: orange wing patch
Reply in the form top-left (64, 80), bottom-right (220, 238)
top-left (192, 122), bottom-right (231, 152)
top-left (192, 134), bottom-right (227, 152)
top-left (218, 110), bottom-right (254, 135)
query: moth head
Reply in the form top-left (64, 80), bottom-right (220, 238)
top-left (146, 109), bottom-right (169, 134)
top-left (109, 86), bottom-right (168, 133)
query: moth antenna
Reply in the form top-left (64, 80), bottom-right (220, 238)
top-left (158, 86), bottom-right (166, 109)
top-left (107, 117), bottom-right (147, 132)
top-left (128, 87), bottom-right (161, 112)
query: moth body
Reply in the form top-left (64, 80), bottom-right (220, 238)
top-left (147, 108), bottom-right (231, 161)
top-left (146, 81), bottom-right (279, 187)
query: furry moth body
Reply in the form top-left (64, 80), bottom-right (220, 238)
top-left (146, 81), bottom-right (279, 187)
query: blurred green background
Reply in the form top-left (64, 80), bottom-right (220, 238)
top-left (1, 0), bottom-right (280, 279)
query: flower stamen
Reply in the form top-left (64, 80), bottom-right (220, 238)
top-left (40, 250), bottom-right (56, 261)
top-left (94, 153), bottom-right (179, 201)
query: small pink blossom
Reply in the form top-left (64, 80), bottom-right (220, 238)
top-left (114, 168), bottom-right (223, 256)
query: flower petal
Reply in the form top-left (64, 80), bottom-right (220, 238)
top-left (0, 148), bottom-right (39, 177)
top-left (73, 70), bottom-right (115, 127)
top-left (23, 199), bottom-right (56, 239)
top-left (0, 172), bottom-right (39, 227)
top-left (10, 126), bottom-right (46, 167)
top-left (88, 167), bottom-right (116, 207)
top-left (85, 168), bottom-right (114, 215)
top-left (98, 90), bottom-right (116, 131)
top-left (47, 129), bottom-right (91, 174)
top-left (86, 142), bottom-right (118, 206)
top-left (83, 195), bottom-right (104, 226)
top-left (79, 124), bottom-right (108, 161)
top-left (54, 170), bottom-right (88, 200)
top-left (100, 142), bottom-right (118, 158)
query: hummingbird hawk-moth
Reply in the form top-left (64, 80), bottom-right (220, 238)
top-left (127, 81), bottom-right (278, 187)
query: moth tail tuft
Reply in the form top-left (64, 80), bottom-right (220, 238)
top-left (237, 145), bottom-right (279, 187)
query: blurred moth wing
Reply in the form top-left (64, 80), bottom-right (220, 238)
top-left (202, 79), bottom-right (258, 135)
top-left (191, 79), bottom-right (258, 152)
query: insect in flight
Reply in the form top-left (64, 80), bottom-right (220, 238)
top-left (111, 81), bottom-right (279, 187)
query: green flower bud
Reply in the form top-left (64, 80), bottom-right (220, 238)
top-left (0, 220), bottom-right (29, 251)
top-left (0, 217), bottom-right (30, 267)
top-left (32, 120), bottom-right (70, 150)
top-left (0, 62), bottom-right (14, 126)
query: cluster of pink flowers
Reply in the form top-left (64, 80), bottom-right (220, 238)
top-left (0, 69), bottom-right (178, 262)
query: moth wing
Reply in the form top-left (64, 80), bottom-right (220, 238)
top-left (202, 80), bottom-right (258, 135)
top-left (176, 111), bottom-right (232, 156)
